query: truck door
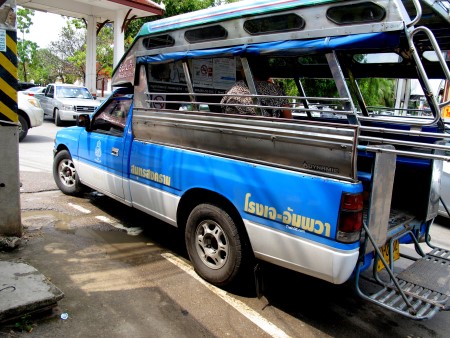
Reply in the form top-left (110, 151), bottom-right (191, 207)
top-left (40, 85), bottom-right (53, 116)
top-left (77, 94), bottom-right (133, 200)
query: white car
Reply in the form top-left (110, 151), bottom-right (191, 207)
top-left (17, 91), bottom-right (44, 141)
top-left (36, 84), bottom-right (101, 126)
top-left (22, 86), bottom-right (46, 96)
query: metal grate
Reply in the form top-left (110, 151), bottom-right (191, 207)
top-left (370, 279), bottom-right (448, 319)
top-left (397, 249), bottom-right (450, 296)
top-left (75, 106), bottom-right (96, 113)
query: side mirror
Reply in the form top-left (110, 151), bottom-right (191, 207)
top-left (76, 114), bottom-right (91, 131)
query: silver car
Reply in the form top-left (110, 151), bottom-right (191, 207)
top-left (36, 84), bottom-right (100, 126)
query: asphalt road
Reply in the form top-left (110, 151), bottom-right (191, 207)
top-left (3, 119), bottom-right (449, 337)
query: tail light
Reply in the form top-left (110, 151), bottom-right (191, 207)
top-left (337, 192), bottom-right (363, 243)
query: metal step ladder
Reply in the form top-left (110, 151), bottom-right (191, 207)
top-left (356, 223), bottom-right (450, 320)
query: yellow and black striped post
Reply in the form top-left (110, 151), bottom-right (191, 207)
top-left (0, 0), bottom-right (21, 238)
top-left (0, 27), bottom-right (18, 124)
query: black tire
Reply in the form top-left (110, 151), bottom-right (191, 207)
top-left (185, 203), bottom-right (247, 286)
top-left (18, 114), bottom-right (29, 142)
top-left (53, 150), bottom-right (84, 195)
top-left (54, 108), bottom-right (63, 126)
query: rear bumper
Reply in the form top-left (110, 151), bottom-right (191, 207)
top-left (27, 107), bottom-right (44, 127)
top-left (244, 219), bottom-right (359, 284)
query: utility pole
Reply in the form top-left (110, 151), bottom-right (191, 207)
top-left (0, 0), bottom-right (21, 237)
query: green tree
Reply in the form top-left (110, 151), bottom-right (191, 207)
top-left (351, 54), bottom-right (396, 107)
top-left (27, 49), bottom-right (63, 84)
top-left (357, 78), bottom-right (396, 107)
top-left (96, 24), bottom-right (114, 80)
top-left (17, 8), bottom-right (38, 82)
top-left (161, 0), bottom-right (216, 17)
top-left (49, 20), bottom-right (86, 83)
top-left (47, 19), bottom-right (114, 84)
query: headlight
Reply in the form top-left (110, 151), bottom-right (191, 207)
top-left (27, 98), bottom-right (41, 108)
top-left (62, 104), bottom-right (75, 111)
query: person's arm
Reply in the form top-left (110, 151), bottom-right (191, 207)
top-left (281, 106), bottom-right (293, 119)
top-left (268, 82), bottom-right (292, 119)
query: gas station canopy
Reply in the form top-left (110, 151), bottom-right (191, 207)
top-left (16, 0), bottom-right (164, 22)
top-left (16, 0), bottom-right (165, 93)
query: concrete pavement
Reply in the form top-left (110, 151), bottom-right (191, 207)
top-left (2, 165), bottom-right (450, 337)
top-left (0, 171), bottom-right (246, 337)
top-left (0, 171), bottom-right (64, 329)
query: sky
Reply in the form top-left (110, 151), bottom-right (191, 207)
top-left (23, 10), bottom-right (68, 48)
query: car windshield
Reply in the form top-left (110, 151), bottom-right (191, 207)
top-left (56, 86), bottom-right (93, 99)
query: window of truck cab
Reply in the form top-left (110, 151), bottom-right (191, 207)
top-left (90, 94), bottom-right (133, 137)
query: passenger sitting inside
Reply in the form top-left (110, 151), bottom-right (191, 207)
top-left (220, 71), bottom-right (292, 119)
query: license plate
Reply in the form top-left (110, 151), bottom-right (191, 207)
top-left (377, 240), bottom-right (400, 271)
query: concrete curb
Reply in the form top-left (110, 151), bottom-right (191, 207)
top-left (0, 261), bottom-right (64, 323)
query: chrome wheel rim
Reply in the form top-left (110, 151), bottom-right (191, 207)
top-left (58, 159), bottom-right (77, 187)
top-left (195, 220), bottom-right (228, 269)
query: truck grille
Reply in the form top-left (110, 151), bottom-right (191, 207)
top-left (75, 105), bottom-right (96, 113)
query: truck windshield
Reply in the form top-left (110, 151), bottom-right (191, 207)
top-left (56, 86), bottom-right (93, 99)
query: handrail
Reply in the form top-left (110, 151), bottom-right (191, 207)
top-left (395, 24), bottom-right (450, 127)
top-left (146, 86), bottom-right (446, 127)
top-left (367, 106), bottom-right (432, 114)
top-left (359, 136), bottom-right (450, 153)
top-left (407, 0), bottom-right (423, 27)
top-left (357, 144), bottom-right (450, 162)
top-left (145, 97), bottom-right (355, 118)
top-left (145, 91), bottom-right (350, 103)
top-left (409, 26), bottom-right (450, 109)
top-left (360, 125), bottom-right (450, 140)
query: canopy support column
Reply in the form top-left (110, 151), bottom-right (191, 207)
top-left (85, 15), bottom-right (97, 96)
top-left (113, 10), bottom-right (126, 68)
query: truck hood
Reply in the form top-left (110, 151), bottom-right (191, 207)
top-left (55, 126), bottom-right (84, 157)
top-left (58, 98), bottom-right (101, 107)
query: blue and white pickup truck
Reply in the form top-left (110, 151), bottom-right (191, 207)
top-left (52, 0), bottom-right (450, 320)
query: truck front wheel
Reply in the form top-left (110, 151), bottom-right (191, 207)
top-left (185, 203), bottom-right (247, 287)
top-left (53, 150), bottom-right (84, 195)
top-left (18, 114), bottom-right (29, 142)
top-left (54, 108), bottom-right (63, 126)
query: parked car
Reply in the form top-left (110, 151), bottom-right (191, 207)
top-left (36, 84), bottom-right (101, 126)
top-left (17, 91), bottom-right (44, 141)
top-left (17, 81), bottom-right (40, 91)
top-left (22, 86), bottom-right (46, 96)
top-left (439, 160), bottom-right (450, 218)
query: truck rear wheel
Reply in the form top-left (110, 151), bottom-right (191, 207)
top-left (53, 150), bottom-right (84, 195)
top-left (185, 203), bottom-right (246, 286)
